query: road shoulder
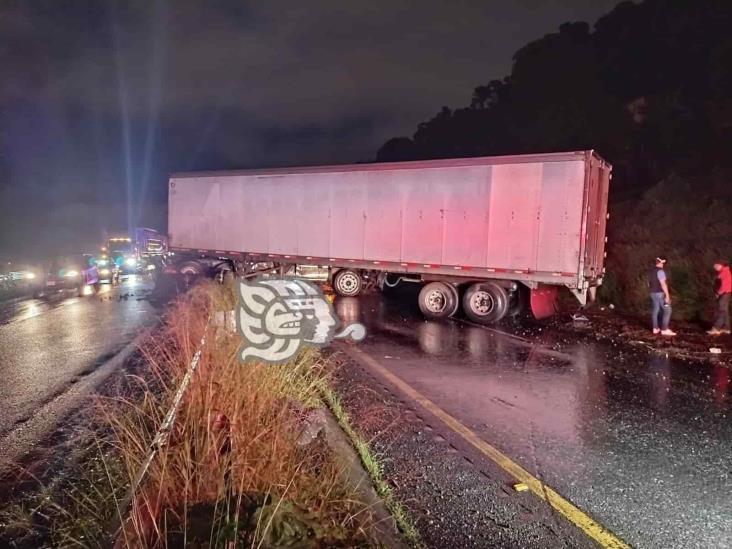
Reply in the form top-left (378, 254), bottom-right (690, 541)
top-left (330, 346), bottom-right (598, 549)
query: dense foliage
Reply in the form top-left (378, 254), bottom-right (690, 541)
top-left (603, 172), bottom-right (731, 320)
top-left (376, 0), bottom-right (732, 192)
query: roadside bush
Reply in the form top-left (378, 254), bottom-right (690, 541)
top-left (601, 171), bottom-right (731, 322)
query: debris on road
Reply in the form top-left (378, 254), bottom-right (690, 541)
top-left (557, 306), bottom-right (732, 366)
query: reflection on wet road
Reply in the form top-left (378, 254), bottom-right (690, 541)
top-left (335, 290), bottom-right (732, 548)
top-left (0, 277), bottom-right (156, 457)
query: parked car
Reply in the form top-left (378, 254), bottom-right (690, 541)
top-left (32, 255), bottom-right (100, 298)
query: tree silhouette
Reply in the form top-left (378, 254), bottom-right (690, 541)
top-left (376, 0), bottom-right (732, 191)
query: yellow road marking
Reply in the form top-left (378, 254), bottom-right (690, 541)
top-left (341, 344), bottom-right (630, 549)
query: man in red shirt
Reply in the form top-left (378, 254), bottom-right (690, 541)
top-left (708, 260), bottom-right (731, 335)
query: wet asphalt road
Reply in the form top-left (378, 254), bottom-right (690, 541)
top-left (0, 276), bottom-right (156, 470)
top-left (334, 288), bottom-right (732, 549)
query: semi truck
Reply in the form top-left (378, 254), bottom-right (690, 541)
top-left (133, 227), bottom-right (168, 259)
top-left (97, 228), bottom-right (168, 278)
top-left (163, 150), bottom-right (611, 323)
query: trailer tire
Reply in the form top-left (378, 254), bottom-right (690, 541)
top-left (462, 282), bottom-right (509, 324)
top-left (418, 282), bottom-right (459, 319)
top-left (333, 269), bottom-right (363, 297)
top-left (446, 283), bottom-right (460, 317)
top-left (178, 261), bottom-right (204, 290)
top-left (507, 285), bottom-right (527, 318)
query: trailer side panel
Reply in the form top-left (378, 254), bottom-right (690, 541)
top-left (168, 152), bottom-right (608, 289)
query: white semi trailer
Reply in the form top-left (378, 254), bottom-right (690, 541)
top-left (164, 150), bottom-right (611, 323)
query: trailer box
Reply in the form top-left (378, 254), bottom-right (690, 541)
top-left (168, 150), bottom-right (611, 319)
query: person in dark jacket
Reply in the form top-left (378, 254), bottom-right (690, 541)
top-left (708, 260), bottom-right (731, 335)
top-left (649, 256), bottom-right (676, 336)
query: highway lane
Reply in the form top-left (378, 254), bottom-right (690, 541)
top-left (335, 289), bottom-right (732, 548)
top-left (0, 276), bottom-right (157, 469)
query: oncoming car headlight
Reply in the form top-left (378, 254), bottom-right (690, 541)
top-left (125, 257), bottom-right (137, 268)
top-left (97, 259), bottom-right (108, 266)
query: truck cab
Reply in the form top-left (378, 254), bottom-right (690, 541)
top-left (106, 237), bottom-right (139, 274)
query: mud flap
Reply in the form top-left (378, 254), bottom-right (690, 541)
top-left (530, 285), bottom-right (558, 319)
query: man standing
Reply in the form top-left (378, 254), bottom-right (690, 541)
top-left (649, 256), bottom-right (676, 336)
top-left (708, 260), bottom-right (731, 335)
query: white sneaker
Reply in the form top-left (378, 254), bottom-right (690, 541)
top-left (661, 329), bottom-right (677, 336)
top-left (652, 328), bottom-right (661, 335)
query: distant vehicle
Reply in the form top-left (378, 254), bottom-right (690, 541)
top-left (32, 254), bottom-right (99, 298)
top-left (94, 256), bottom-right (114, 283)
top-left (103, 236), bottom-right (138, 274)
top-left (0, 264), bottom-right (37, 293)
top-left (134, 227), bottom-right (168, 259)
top-left (99, 228), bottom-right (167, 275)
top-left (163, 151), bottom-right (611, 322)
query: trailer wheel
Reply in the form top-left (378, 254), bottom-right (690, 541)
top-left (178, 261), bottom-right (204, 290)
top-left (462, 282), bottom-right (509, 324)
top-left (333, 269), bottom-right (363, 297)
top-left (418, 282), bottom-right (459, 319)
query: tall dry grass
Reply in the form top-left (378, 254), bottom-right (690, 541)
top-left (101, 281), bottom-right (374, 547)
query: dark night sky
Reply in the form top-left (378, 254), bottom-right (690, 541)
top-left (0, 0), bottom-right (619, 260)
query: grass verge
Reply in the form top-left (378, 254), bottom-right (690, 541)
top-left (322, 386), bottom-right (421, 547)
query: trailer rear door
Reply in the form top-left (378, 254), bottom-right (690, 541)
top-left (581, 153), bottom-right (611, 283)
